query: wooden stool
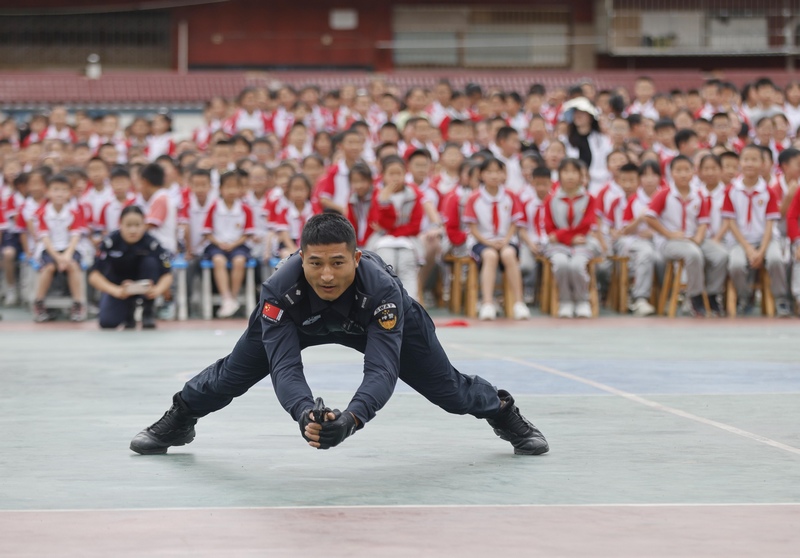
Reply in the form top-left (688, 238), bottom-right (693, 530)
top-left (535, 255), bottom-right (551, 314)
top-left (460, 256), bottom-right (515, 318)
top-left (725, 267), bottom-right (775, 317)
top-left (607, 255), bottom-right (630, 314)
top-left (657, 259), bottom-right (710, 317)
top-left (547, 256), bottom-right (603, 318)
top-left (444, 254), bottom-right (471, 315)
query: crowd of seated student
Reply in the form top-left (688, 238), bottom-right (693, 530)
top-left (2, 75), bottom-right (800, 323)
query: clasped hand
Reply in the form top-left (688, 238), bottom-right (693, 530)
top-left (300, 408), bottom-right (358, 450)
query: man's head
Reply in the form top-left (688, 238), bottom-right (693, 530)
top-left (300, 213), bottom-right (361, 301)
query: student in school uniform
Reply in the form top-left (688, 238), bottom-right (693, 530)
top-left (369, 155), bottom-right (424, 301)
top-left (463, 157), bottom-right (530, 321)
top-left (1, 172), bottom-right (30, 305)
top-left (273, 173), bottom-right (314, 259)
top-left (146, 113), bottom-right (176, 162)
top-left (517, 166), bottom-right (553, 302)
top-left (543, 158), bottom-right (601, 319)
top-left (140, 163), bottom-right (178, 255)
top-left (202, 170), bottom-right (255, 318)
top-left (314, 130), bottom-right (364, 215)
top-left (32, 174), bottom-right (87, 322)
top-left (441, 161), bottom-right (480, 258)
top-left (82, 157), bottom-right (113, 226)
top-left (722, 144), bottom-right (791, 317)
top-left (346, 163), bottom-right (376, 249)
top-left (618, 161), bottom-right (663, 316)
top-left (95, 167), bottom-right (137, 235)
top-left (645, 155), bottom-right (728, 317)
top-left (178, 168), bottom-right (216, 262)
top-left (224, 87), bottom-right (273, 137)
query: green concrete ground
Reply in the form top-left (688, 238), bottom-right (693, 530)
top-left (2, 319), bottom-right (799, 511)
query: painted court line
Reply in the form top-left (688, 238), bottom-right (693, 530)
top-left (449, 343), bottom-right (800, 457)
top-left (3, 502), bottom-right (800, 513)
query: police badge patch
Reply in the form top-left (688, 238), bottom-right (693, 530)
top-left (374, 302), bottom-right (398, 330)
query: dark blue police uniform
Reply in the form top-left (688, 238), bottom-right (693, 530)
top-left (180, 250), bottom-right (502, 426)
top-left (91, 231), bottom-right (172, 328)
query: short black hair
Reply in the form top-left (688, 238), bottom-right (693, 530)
top-left (669, 154), bottom-right (693, 171)
top-left (120, 205), bottom-right (144, 220)
top-left (140, 163), bottom-right (165, 187)
top-left (496, 126), bottom-right (518, 143)
top-left (531, 166), bottom-right (552, 179)
top-left (654, 118), bottom-right (676, 132)
top-left (619, 163), bottom-right (639, 174)
top-left (190, 167), bottom-right (212, 180)
top-left (778, 147), bottom-right (800, 167)
top-left (110, 166), bottom-right (130, 180)
top-left (301, 213), bottom-right (357, 253)
top-left (674, 129), bottom-right (698, 150)
top-left (47, 173), bottom-right (70, 187)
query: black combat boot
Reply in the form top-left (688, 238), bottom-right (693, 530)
top-left (486, 390), bottom-right (549, 455)
top-left (130, 393), bottom-right (197, 455)
top-left (141, 299), bottom-right (156, 329)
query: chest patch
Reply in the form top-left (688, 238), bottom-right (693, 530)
top-left (302, 314), bottom-right (321, 326)
top-left (374, 302), bottom-right (398, 330)
top-left (261, 302), bottom-right (284, 323)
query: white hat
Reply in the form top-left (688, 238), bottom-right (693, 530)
top-left (562, 97), bottom-right (599, 119)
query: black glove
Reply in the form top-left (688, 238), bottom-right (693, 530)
top-left (299, 397), bottom-right (332, 442)
top-left (317, 409), bottom-right (358, 449)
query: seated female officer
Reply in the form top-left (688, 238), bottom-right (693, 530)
top-left (88, 206), bottom-right (173, 329)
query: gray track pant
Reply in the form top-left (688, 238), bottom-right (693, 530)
top-left (729, 240), bottom-right (788, 299)
top-left (661, 239), bottom-right (728, 297)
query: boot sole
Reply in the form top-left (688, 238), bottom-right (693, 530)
top-left (129, 435), bottom-right (195, 455)
top-left (514, 445), bottom-right (550, 456)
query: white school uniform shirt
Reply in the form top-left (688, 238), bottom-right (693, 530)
top-left (36, 203), bottom-right (86, 251)
top-left (495, 153), bottom-right (525, 194)
top-left (273, 201), bottom-right (313, 241)
top-left (699, 182), bottom-right (728, 239)
top-left (522, 195), bottom-right (547, 246)
top-left (622, 188), bottom-right (655, 236)
top-left (81, 182), bottom-right (114, 226)
top-left (179, 192), bottom-right (216, 257)
top-left (317, 160), bottom-right (352, 212)
top-left (646, 183), bottom-right (710, 247)
top-left (721, 177), bottom-right (780, 247)
top-left (226, 108), bottom-right (270, 137)
top-left (44, 124), bottom-right (76, 143)
top-left (146, 133), bottom-right (175, 161)
top-left (144, 189), bottom-right (178, 254)
top-left (463, 185), bottom-right (523, 245)
top-left (97, 194), bottom-right (136, 233)
top-left (202, 199), bottom-right (255, 245)
top-left (627, 100), bottom-right (659, 121)
top-left (784, 103), bottom-right (800, 138)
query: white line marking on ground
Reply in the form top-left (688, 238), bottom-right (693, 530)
top-left (2, 503), bottom-right (799, 513)
top-left (448, 343), bottom-right (800, 457)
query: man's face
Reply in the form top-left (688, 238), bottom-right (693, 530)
top-left (301, 244), bottom-right (361, 301)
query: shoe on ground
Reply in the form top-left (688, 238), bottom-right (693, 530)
top-left (557, 301), bottom-right (574, 319)
top-left (574, 300), bottom-right (592, 318)
top-left (70, 301), bottom-right (85, 322)
top-left (707, 294), bottom-right (723, 317)
top-left (33, 300), bottom-right (51, 323)
top-left (631, 297), bottom-right (655, 317)
top-left (512, 301), bottom-right (531, 320)
top-left (689, 294), bottom-right (706, 317)
top-left (479, 302), bottom-right (497, 321)
top-left (142, 301), bottom-right (157, 329)
top-left (486, 390), bottom-right (549, 455)
top-left (776, 297), bottom-right (792, 318)
top-left (216, 297), bottom-right (241, 318)
top-left (130, 393), bottom-right (198, 455)
top-left (4, 289), bottom-right (18, 306)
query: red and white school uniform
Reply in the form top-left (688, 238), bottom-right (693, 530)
top-left (144, 189), bottom-right (178, 254)
top-left (81, 183), bottom-right (114, 227)
top-left (44, 125), bottom-right (77, 143)
top-left (347, 191), bottom-right (376, 248)
top-left (699, 182), bottom-right (729, 240)
top-left (430, 172), bottom-right (459, 198)
top-left (722, 176), bottom-right (788, 298)
top-left (202, 199), bottom-right (255, 245)
top-left (272, 201), bottom-right (313, 243)
top-left (313, 160), bottom-right (352, 213)
top-left (193, 119), bottom-right (223, 152)
top-left (721, 177), bottom-right (780, 247)
top-left (224, 109), bottom-right (273, 137)
top-left (96, 194), bottom-right (137, 234)
top-left (146, 133), bottom-right (176, 162)
top-left (440, 186), bottom-right (471, 253)
top-left (178, 191), bottom-right (215, 257)
top-left (463, 185), bottom-right (523, 247)
top-left (369, 184), bottom-right (425, 299)
top-left (35, 203), bottom-right (86, 259)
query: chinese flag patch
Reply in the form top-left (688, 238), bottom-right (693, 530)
top-left (261, 302), bottom-right (284, 323)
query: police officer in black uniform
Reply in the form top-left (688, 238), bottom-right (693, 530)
top-left (89, 206), bottom-right (173, 329)
top-left (130, 213), bottom-right (548, 455)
